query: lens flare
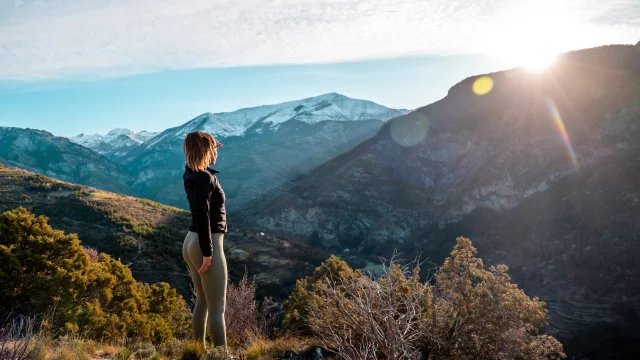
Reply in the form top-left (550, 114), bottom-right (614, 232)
top-left (390, 112), bottom-right (429, 147)
top-left (547, 99), bottom-right (579, 169)
top-left (473, 76), bottom-right (494, 96)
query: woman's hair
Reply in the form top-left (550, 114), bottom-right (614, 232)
top-left (183, 131), bottom-right (218, 171)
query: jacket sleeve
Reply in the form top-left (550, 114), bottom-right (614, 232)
top-left (194, 175), bottom-right (213, 257)
top-left (210, 176), bottom-right (227, 233)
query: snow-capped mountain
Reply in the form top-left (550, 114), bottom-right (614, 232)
top-left (123, 92), bottom-right (408, 208)
top-left (71, 128), bottom-right (158, 159)
top-left (143, 93), bottom-right (407, 149)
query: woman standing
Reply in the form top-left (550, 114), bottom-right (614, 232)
top-left (182, 131), bottom-right (228, 351)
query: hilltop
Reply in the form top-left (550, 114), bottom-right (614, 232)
top-left (0, 164), bottom-right (326, 300)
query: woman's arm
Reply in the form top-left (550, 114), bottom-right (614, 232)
top-left (193, 175), bottom-right (213, 259)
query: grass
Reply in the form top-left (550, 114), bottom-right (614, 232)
top-left (242, 336), bottom-right (320, 360)
top-left (178, 341), bottom-right (206, 360)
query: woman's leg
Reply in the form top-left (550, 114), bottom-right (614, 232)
top-left (184, 232), bottom-right (228, 350)
top-left (183, 231), bottom-right (208, 344)
top-left (201, 233), bottom-right (228, 350)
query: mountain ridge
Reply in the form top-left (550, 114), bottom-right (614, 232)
top-left (236, 44), bottom-right (640, 350)
top-left (120, 92), bottom-right (408, 209)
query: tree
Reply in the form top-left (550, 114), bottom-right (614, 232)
top-left (430, 237), bottom-right (564, 359)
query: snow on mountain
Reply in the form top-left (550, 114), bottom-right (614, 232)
top-left (70, 128), bottom-right (159, 158)
top-left (144, 93), bottom-right (408, 148)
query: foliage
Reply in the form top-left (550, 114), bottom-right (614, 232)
top-left (0, 207), bottom-right (190, 344)
top-left (282, 255), bottom-right (364, 334)
top-left (225, 270), bottom-right (277, 346)
top-left (286, 238), bottom-right (565, 359)
top-left (23, 173), bottom-right (80, 192)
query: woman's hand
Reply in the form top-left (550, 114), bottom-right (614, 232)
top-left (198, 256), bottom-right (212, 274)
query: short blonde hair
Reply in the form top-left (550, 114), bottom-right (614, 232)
top-left (183, 131), bottom-right (218, 171)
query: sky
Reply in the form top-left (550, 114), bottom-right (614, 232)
top-left (0, 0), bottom-right (638, 137)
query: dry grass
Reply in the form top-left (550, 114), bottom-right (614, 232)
top-left (102, 344), bottom-right (118, 357)
top-left (177, 340), bottom-right (205, 360)
top-left (242, 337), bottom-right (319, 360)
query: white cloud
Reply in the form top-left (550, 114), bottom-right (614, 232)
top-left (0, 0), bottom-right (638, 80)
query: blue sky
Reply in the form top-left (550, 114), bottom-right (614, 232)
top-left (0, 0), bottom-right (638, 137)
top-left (0, 55), bottom-right (502, 137)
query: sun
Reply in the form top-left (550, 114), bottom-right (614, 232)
top-left (509, 50), bottom-right (558, 71)
top-left (480, 1), bottom-right (571, 72)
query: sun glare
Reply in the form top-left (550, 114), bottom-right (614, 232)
top-left (513, 51), bottom-right (558, 71)
top-left (480, 0), bottom-right (574, 72)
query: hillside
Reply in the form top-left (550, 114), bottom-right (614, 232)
top-left (237, 44), bottom-right (640, 354)
top-left (0, 127), bottom-right (133, 194)
top-left (0, 164), bottom-right (326, 300)
top-left (120, 93), bottom-right (407, 209)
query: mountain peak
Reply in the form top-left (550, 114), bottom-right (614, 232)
top-left (171, 93), bottom-right (407, 139)
top-left (107, 128), bottom-right (134, 136)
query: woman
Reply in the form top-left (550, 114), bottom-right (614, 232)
top-left (182, 131), bottom-right (228, 351)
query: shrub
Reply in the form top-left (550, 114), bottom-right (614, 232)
top-left (0, 315), bottom-right (43, 360)
top-left (290, 238), bottom-right (565, 359)
top-left (282, 255), bottom-right (365, 334)
top-left (225, 271), bottom-right (277, 346)
top-left (114, 346), bottom-right (133, 360)
top-left (308, 259), bottom-right (430, 359)
top-left (0, 207), bottom-right (190, 344)
top-left (131, 342), bottom-right (156, 359)
top-left (201, 346), bottom-right (232, 360)
top-left (179, 341), bottom-right (205, 360)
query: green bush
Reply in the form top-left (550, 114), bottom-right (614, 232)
top-left (0, 207), bottom-right (190, 344)
top-left (282, 254), bottom-right (365, 333)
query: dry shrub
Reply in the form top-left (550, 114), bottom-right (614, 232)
top-left (308, 258), bottom-right (430, 359)
top-left (0, 315), bottom-right (43, 360)
top-left (225, 270), bottom-right (277, 345)
top-left (157, 338), bottom-right (186, 359)
top-left (302, 238), bottom-right (566, 360)
top-left (131, 342), bottom-right (156, 359)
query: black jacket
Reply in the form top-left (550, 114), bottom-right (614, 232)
top-left (183, 166), bottom-right (227, 257)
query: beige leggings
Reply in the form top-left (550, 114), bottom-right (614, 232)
top-left (182, 231), bottom-right (227, 350)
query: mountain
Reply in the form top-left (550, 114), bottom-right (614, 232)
top-left (0, 164), bottom-right (326, 300)
top-left (0, 127), bottom-right (134, 194)
top-left (237, 44), bottom-right (640, 353)
top-left (121, 93), bottom-right (408, 209)
top-left (71, 128), bottom-right (159, 160)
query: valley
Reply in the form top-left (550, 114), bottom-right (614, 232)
top-left (1, 44), bottom-right (639, 358)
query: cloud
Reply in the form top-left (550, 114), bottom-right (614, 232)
top-left (0, 0), bottom-right (638, 80)
top-left (591, 2), bottom-right (640, 26)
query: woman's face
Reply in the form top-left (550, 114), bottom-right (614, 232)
top-left (209, 147), bottom-right (218, 165)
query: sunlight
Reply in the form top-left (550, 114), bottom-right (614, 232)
top-left (480, 0), bottom-right (576, 72)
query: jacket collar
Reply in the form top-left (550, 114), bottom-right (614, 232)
top-left (184, 165), bottom-right (220, 174)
